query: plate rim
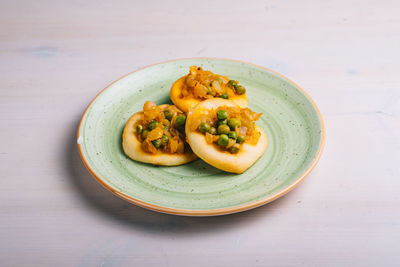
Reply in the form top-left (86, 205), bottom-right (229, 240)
top-left (77, 57), bottom-right (326, 216)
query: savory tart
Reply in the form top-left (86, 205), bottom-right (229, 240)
top-left (170, 66), bottom-right (248, 112)
top-left (122, 101), bottom-right (197, 165)
top-left (185, 98), bottom-right (267, 173)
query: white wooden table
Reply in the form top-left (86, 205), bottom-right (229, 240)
top-left (1, 0), bottom-right (400, 266)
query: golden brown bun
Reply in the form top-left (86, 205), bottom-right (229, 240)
top-left (122, 108), bottom-right (197, 166)
top-left (170, 76), bottom-right (248, 113)
top-left (185, 99), bottom-right (267, 174)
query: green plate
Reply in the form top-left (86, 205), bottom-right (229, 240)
top-left (77, 58), bottom-right (325, 216)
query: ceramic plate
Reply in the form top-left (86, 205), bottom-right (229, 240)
top-left (77, 58), bottom-right (325, 216)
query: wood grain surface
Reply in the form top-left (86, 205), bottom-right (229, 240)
top-left (1, 0), bottom-right (399, 266)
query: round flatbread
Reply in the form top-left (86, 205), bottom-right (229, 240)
top-left (185, 99), bottom-right (267, 173)
top-left (170, 76), bottom-right (248, 113)
top-left (122, 106), bottom-right (197, 166)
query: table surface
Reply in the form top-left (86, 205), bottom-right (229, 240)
top-left (1, 0), bottom-right (400, 266)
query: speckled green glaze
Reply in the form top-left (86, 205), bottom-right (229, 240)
top-left (78, 58), bottom-right (324, 214)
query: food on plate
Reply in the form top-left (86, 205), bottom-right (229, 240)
top-left (185, 98), bottom-right (267, 173)
top-left (170, 66), bottom-right (248, 112)
top-left (122, 101), bottom-right (197, 165)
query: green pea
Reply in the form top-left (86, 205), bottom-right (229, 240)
top-left (163, 119), bottom-right (170, 126)
top-left (199, 122), bottom-right (211, 133)
top-left (228, 80), bottom-right (238, 89)
top-left (217, 124), bottom-right (230, 134)
top-left (235, 85), bottom-right (246, 95)
top-left (164, 110), bottom-right (174, 120)
top-left (229, 145), bottom-right (240, 154)
top-left (142, 130), bottom-right (149, 139)
top-left (217, 134), bottom-right (229, 146)
top-left (209, 127), bottom-right (217, 135)
top-left (237, 135), bottom-right (246, 144)
top-left (152, 138), bottom-right (162, 148)
top-left (136, 124), bottom-right (143, 134)
top-left (175, 115), bottom-right (186, 126)
top-left (217, 110), bottom-right (228, 120)
top-left (220, 93), bottom-right (229, 99)
top-left (217, 119), bottom-right (227, 127)
top-left (228, 118), bottom-right (241, 129)
top-left (228, 131), bottom-right (237, 140)
top-left (148, 120), bottom-right (159, 130)
top-left (161, 134), bottom-right (169, 144)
